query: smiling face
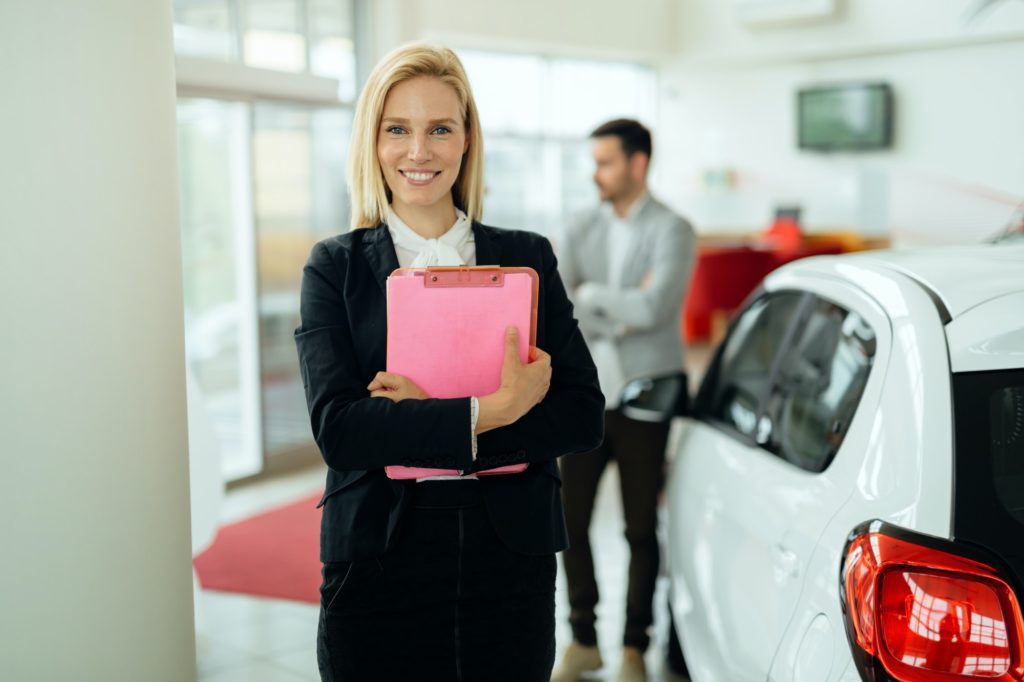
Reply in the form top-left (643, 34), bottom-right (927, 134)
top-left (377, 75), bottom-right (469, 228)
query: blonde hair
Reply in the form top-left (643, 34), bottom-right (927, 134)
top-left (347, 42), bottom-right (485, 230)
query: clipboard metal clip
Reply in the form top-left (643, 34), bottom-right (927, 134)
top-left (421, 267), bottom-right (505, 288)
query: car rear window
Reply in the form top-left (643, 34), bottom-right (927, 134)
top-left (952, 369), bottom-right (1024, 586)
top-left (991, 384), bottom-right (1024, 523)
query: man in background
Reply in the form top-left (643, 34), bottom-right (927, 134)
top-left (553, 119), bottom-right (696, 682)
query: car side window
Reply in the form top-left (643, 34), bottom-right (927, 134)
top-left (699, 292), bottom-right (805, 439)
top-left (759, 297), bottom-right (876, 472)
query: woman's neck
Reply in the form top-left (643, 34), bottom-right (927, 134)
top-left (391, 200), bottom-right (459, 239)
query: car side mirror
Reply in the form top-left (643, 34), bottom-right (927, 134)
top-left (619, 372), bottom-right (690, 423)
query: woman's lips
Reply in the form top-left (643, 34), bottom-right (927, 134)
top-left (400, 170), bottom-right (441, 185)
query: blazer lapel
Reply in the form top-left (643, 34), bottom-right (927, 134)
top-left (473, 222), bottom-right (502, 266)
top-left (361, 223), bottom-right (400, 294)
top-left (586, 218), bottom-right (611, 284)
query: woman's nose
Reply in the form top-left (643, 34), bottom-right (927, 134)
top-left (407, 133), bottom-right (432, 163)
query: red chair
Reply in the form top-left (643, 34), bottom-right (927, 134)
top-left (683, 245), bottom-right (776, 344)
top-left (682, 240), bottom-right (847, 344)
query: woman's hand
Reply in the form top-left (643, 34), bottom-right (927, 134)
top-left (367, 372), bottom-right (428, 402)
top-left (476, 327), bottom-right (552, 433)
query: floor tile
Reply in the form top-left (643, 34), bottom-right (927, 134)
top-left (200, 660), bottom-right (314, 682)
top-left (269, 646), bottom-right (321, 680)
top-left (203, 608), bottom-right (318, 658)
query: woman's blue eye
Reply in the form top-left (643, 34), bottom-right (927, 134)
top-left (432, 126), bottom-right (452, 135)
top-left (385, 126), bottom-right (406, 134)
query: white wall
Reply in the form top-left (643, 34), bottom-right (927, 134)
top-left (677, 0), bottom-right (1024, 63)
top-left (0, 2), bottom-right (197, 680)
top-left (368, 0), bottom-right (677, 61)
top-left (656, 0), bottom-right (1024, 244)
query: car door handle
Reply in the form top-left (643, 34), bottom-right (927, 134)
top-left (773, 545), bottom-right (800, 578)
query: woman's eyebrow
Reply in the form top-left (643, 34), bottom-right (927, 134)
top-left (381, 117), bottom-right (459, 126)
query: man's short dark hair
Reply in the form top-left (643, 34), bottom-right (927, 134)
top-left (590, 118), bottom-right (652, 160)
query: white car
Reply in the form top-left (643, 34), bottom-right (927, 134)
top-left (665, 243), bottom-right (1024, 682)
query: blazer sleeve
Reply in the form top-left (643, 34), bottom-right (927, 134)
top-left (294, 241), bottom-right (475, 472)
top-left (557, 215), bottom-right (622, 340)
top-left (575, 215), bottom-right (695, 332)
top-left (471, 237), bottom-right (605, 471)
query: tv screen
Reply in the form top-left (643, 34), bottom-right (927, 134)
top-left (797, 83), bottom-right (893, 151)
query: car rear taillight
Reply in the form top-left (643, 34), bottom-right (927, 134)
top-left (841, 521), bottom-right (1024, 681)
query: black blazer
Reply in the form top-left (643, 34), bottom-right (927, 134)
top-left (295, 222), bottom-right (604, 562)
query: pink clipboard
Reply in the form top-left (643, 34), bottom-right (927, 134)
top-left (384, 266), bottom-right (539, 480)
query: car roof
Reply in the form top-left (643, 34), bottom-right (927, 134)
top-left (823, 242), bottom-right (1024, 320)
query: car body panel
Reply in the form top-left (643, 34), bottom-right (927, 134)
top-left (668, 255), bottom-right (959, 682)
top-left (946, 291), bottom-right (1024, 373)
top-left (771, 263), bottom-right (957, 682)
top-left (839, 244), bottom-right (1024, 319)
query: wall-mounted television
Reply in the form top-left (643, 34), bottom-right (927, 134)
top-left (797, 82), bottom-right (894, 152)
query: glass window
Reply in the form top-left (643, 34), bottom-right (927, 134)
top-left (253, 103), bottom-right (351, 458)
top-left (175, 0), bottom-right (357, 481)
top-left (461, 51), bottom-right (544, 136)
top-left (761, 299), bottom-right (876, 472)
top-left (243, 0), bottom-right (306, 72)
top-left (177, 98), bottom-right (263, 480)
top-left (174, 0), bottom-right (356, 92)
top-left (560, 138), bottom-right (599, 221)
top-left (698, 292), bottom-right (805, 439)
top-left (481, 137), bottom-right (550, 235)
top-left (173, 0), bottom-right (238, 61)
top-left (952, 370), bottom-right (1024, 587)
top-left (457, 49), bottom-right (655, 236)
top-left (547, 59), bottom-right (658, 137)
top-left (308, 0), bottom-right (356, 100)
top-left (991, 385), bottom-right (1024, 524)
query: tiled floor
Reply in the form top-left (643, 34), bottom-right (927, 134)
top-left (195, 345), bottom-right (711, 681)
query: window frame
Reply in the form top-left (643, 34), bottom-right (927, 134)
top-left (693, 285), bottom-right (878, 474)
top-left (174, 0), bottom-right (361, 482)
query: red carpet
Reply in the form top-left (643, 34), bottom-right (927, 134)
top-left (194, 492), bottom-right (323, 603)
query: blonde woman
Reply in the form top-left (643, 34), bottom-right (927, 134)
top-left (295, 42), bottom-right (603, 681)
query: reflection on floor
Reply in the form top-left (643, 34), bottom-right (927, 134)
top-left (197, 457), bottom-right (688, 681)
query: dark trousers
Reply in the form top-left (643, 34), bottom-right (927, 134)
top-left (560, 410), bottom-right (670, 652)
top-left (317, 480), bottom-right (557, 682)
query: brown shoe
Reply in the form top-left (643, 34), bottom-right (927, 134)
top-left (616, 646), bottom-right (647, 682)
top-left (550, 641), bottom-right (603, 682)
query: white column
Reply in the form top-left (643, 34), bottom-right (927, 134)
top-left (0, 2), bottom-right (197, 680)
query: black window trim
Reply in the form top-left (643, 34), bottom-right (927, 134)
top-left (692, 287), bottom-right (815, 450)
top-left (693, 286), bottom-right (877, 475)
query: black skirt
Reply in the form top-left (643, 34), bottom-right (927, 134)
top-left (317, 480), bottom-right (557, 682)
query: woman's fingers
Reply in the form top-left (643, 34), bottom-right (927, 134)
top-left (504, 326), bottom-right (520, 365)
top-left (368, 371), bottom-right (427, 401)
top-left (367, 371), bottom-right (398, 391)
